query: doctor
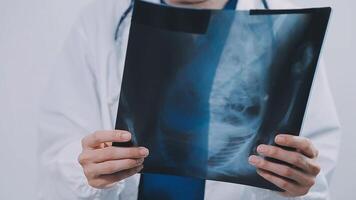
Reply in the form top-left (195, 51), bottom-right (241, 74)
top-left (38, 0), bottom-right (341, 199)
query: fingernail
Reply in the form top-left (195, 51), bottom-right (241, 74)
top-left (257, 145), bottom-right (268, 153)
top-left (121, 132), bottom-right (131, 140)
top-left (248, 155), bottom-right (260, 165)
top-left (139, 147), bottom-right (149, 156)
top-left (136, 158), bottom-right (144, 164)
top-left (275, 135), bottom-right (285, 143)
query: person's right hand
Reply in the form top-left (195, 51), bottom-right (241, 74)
top-left (78, 130), bottom-right (149, 189)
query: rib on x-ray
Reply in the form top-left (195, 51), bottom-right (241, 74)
top-left (114, 0), bottom-right (331, 191)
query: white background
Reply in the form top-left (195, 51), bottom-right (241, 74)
top-left (0, 0), bottom-right (355, 199)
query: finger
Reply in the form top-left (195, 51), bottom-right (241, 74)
top-left (87, 158), bottom-right (144, 177)
top-left (104, 142), bottom-right (112, 147)
top-left (82, 130), bottom-right (131, 149)
top-left (88, 165), bottom-right (143, 189)
top-left (249, 155), bottom-right (315, 187)
top-left (92, 146), bottom-right (149, 163)
top-left (256, 144), bottom-right (320, 175)
top-left (101, 165), bottom-right (144, 183)
top-left (256, 169), bottom-right (301, 195)
top-left (258, 144), bottom-right (321, 176)
top-left (275, 134), bottom-right (318, 158)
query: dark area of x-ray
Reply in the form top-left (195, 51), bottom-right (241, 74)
top-left (114, 0), bottom-right (331, 191)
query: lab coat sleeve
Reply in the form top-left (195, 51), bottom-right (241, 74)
top-left (37, 15), bottom-right (124, 200)
top-left (239, 61), bottom-right (341, 200)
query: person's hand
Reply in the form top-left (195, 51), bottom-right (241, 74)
top-left (78, 130), bottom-right (149, 189)
top-left (248, 134), bottom-right (320, 197)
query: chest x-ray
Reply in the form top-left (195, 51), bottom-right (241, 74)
top-left (114, 0), bottom-right (331, 191)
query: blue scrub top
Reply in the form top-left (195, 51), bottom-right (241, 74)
top-left (224, 0), bottom-right (238, 10)
top-left (160, 0), bottom-right (238, 10)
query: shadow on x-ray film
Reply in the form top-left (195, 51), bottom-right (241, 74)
top-left (114, 0), bottom-right (331, 191)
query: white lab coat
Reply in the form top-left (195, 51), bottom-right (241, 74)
top-left (38, 0), bottom-right (341, 199)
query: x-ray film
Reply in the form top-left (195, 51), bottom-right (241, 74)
top-left (114, 0), bottom-right (331, 191)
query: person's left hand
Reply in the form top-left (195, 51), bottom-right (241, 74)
top-left (248, 134), bottom-right (321, 197)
